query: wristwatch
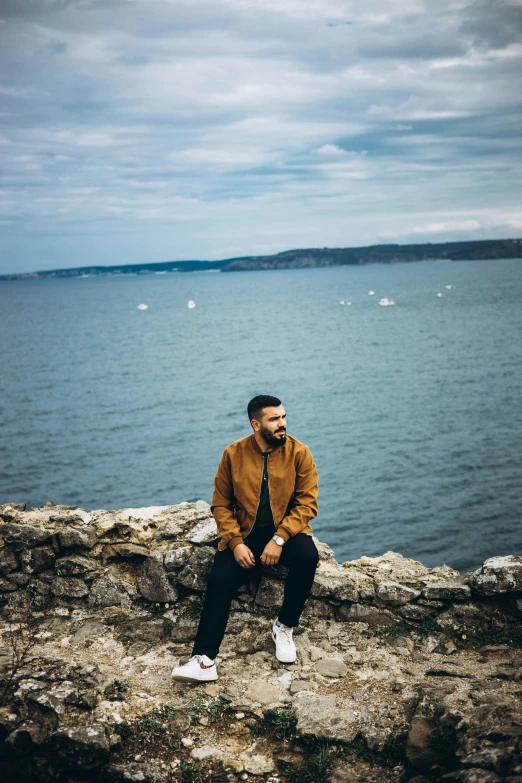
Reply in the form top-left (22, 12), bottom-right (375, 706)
top-left (272, 535), bottom-right (285, 546)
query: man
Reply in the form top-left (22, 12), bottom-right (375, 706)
top-left (171, 395), bottom-right (320, 682)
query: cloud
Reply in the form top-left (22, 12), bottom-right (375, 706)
top-left (0, 0), bottom-right (520, 271)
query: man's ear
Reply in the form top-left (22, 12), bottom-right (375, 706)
top-left (251, 418), bottom-right (260, 432)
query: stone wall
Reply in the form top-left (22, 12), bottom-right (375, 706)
top-left (0, 500), bottom-right (521, 783)
top-left (1, 500), bottom-right (520, 629)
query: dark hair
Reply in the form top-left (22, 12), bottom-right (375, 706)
top-left (247, 395), bottom-right (282, 423)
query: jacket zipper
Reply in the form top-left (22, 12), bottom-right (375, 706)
top-left (243, 453), bottom-right (265, 538)
top-left (267, 452), bottom-right (277, 532)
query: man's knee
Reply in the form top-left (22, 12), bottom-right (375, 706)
top-left (283, 534), bottom-right (320, 568)
top-left (206, 551), bottom-right (241, 590)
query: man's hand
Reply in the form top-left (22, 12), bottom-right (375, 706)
top-left (261, 539), bottom-right (282, 566)
top-left (233, 543), bottom-right (256, 568)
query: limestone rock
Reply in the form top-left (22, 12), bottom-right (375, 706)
top-left (310, 560), bottom-right (362, 603)
top-left (314, 658), bottom-right (348, 677)
top-left (293, 691), bottom-right (358, 743)
top-left (55, 554), bottom-right (97, 577)
top-left (101, 543), bottom-right (149, 562)
top-left (239, 744), bottom-right (274, 775)
top-left (245, 681), bottom-right (280, 705)
top-left (0, 572), bottom-right (30, 591)
top-left (406, 715), bottom-right (445, 773)
top-left (170, 616), bottom-right (199, 642)
top-left (312, 535), bottom-right (336, 561)
top-left (118, 617), bottom-right (164, 645)
top-left (1, 523), bottom-right (51, 550)
top-left (71, 621), bottom-right (108, 644)
top-left (6, 720), bottom-right (49, 751)
top-left (33, 683), bottom-right (78, 714)
top-left (0, 502), bottom-right (26, 521)
top-left (289, 680), bottom-right (313, 694)
top-left (51, 576), bottom-right (90, 598)
top-left (399, 603), bottom-right (437, 620)
top-left (184, 515), bottom-right (219, 545)
top-left (50, 724), bottom-right (110, 770)
top-left (153, 520), bottom-right (183, 541)
top-left (164, 545), bottom-right (193, 571)
top-left (465, 556), bottom-right (522, 596)
top-left (88, 574), bottom-right (133, 608)
top-left (0, 547), bottom-right (18, 575)
top-left (421, 582), bottom-right (471, 601)
top-left (191, 743), bottom-right (223, 761)
top-left (255, 576), bottom-right (285, 607)
top-left (19, 545), bottom-right (56, 574)
top-left (176, 547), bottom-right (214, 592)
top-left (137, 553), bottom-right (178, 602)
top-left (343, 550), bottom-right (428, 584)
top-left (375, 580), bottom-right (421, 605)
top-left (335, 603), bottom-right (398, 627)
top-left (55, 526), bottom-right (97, 549)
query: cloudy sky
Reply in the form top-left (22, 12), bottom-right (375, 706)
top-left (0, 0), bottom-right (521, 273)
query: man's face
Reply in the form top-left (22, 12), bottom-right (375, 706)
top-left (255, 405), bottom-right (287, 448)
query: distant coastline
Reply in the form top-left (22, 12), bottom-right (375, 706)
top-left (1, 238), bottom-right (521, 280)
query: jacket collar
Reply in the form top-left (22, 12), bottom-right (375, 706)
top-left (249, 433), bottom-right (286, 457)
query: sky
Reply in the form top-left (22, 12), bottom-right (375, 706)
top-left (0, 0), bottom-right (521, 273)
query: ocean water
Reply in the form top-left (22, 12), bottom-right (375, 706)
top-left (1, 259), bottom-right (521, 573)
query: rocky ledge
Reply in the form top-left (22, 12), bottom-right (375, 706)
top-left (0, 500), bottom-right (521, 783)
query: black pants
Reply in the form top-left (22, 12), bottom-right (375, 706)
top-left (191, 525), bottom-right (320, 660)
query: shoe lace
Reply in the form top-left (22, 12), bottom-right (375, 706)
top-left (276, 626), bottom-right (293, 646)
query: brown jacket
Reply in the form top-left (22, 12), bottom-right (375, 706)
top-left (211, 433), bottom-right (319, 551)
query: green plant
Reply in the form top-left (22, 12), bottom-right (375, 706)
top-left (287, 741), bottom-right (339, 783)
top-left (185, 599), bottom-right (204, 619)
top-left (105, 678), bottom-right (130, 699)
top-left (114, 723), bottom-right (132, 740)
top-left (184, 692), bottom-right (229, 724)
top-left (251, 707), bottom-right (298, 740)
top-left (345, 732), bottom-right (408, 769)
top-left (148, 601), bottom-right (171, 615)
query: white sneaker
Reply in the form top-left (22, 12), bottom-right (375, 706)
top-left (171, 654), bottom-right (218, 682)
top-left (272, 619), bottom-right (296, 663)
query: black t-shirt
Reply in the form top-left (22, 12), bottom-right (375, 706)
top-left (254, 452), bottom-right (275, 529)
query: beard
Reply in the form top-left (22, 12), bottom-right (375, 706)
top-left (260, 426), bottom-right (287, 448)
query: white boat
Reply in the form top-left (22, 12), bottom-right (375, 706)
top-left (339, 300), bottom-right (351, 305)
top-left (368, 290), bottom-right (375, 295)
top-left (137, 303), bottom-right (148, 310)
top-left (445, 284), bottom-right (456, 289)
top-left (378, 297), bottom-right (395, 306)
top-left (187, 299), bottom-right (196, 309)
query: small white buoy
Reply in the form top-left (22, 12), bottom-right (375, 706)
top-left (137, 304), bottom-right (148, 310)
top-left (368, 290), bottom-right (375, 296)
top-left (437, 292), bottom-right (442, 297)
top-left (187, 299), bottom-right (196, 309)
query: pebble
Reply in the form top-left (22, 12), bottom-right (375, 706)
top-left (181, 737), bottom-right (193, 747)
top-left (235, 712), bottom-right (245, 719)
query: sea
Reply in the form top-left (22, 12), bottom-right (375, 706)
top-left (1, 258), bottom-right (521, 574)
